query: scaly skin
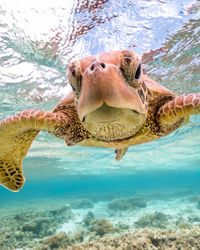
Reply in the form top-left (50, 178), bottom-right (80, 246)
top-left (0, 50), bottom-right (199, 192)
top-left (0, 109), bottom-right (85, 191)
top-left (157, 94), bottom-right (200, 133)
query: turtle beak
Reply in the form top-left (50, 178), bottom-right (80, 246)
top-left (77, 60), bottom-right (146, 122)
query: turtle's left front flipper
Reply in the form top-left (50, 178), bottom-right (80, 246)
top-left (0, 110), bottom-right (69, 192)
top-left (157, 94), bottom-right (200, 132)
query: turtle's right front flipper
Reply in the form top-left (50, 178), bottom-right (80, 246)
top-left (0, 110), bottom-right (69, 192)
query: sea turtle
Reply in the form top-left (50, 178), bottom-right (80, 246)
top-left (0, 50), bottom-right (199, 192)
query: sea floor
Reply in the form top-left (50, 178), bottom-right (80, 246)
top-left (1, 190), bottom-right (200, 250)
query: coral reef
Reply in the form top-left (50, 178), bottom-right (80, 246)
top-left (135, 212), bottom-right (170, 229)
top-left (36, 218), bottom-right (118, 248)
top-left (175, 216), bottom-right (191, 229)
top-left (37, 225), bottom-right (189, 250)
top-left (88, 218), bottom-right (119, 237)
top-left (108, 197), bottom-right (147, 211)
top-left (0, 204), bottom-right (73, 250)
top-left (66, 227), bottom-right (200, 250)
top-left (82, 211), bottom-right (119, 237)
top-left (82, 211), bottom-right (95, 227)
top-left (70, 199), bottom-right (94, 209)
top-left (34, 231), bottom-right (85, 250)
top-left (1, 194), bottom-right (200, 250)
top-left (34, 232), bottom-right (72, 250)
top-left (34, 211), bottom-right (119, 249)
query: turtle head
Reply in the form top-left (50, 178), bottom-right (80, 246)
top-left (67, 50), bottom-right (148, 141)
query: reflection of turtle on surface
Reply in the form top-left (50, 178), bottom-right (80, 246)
top-left (0, 50), bottom-right (199, 192)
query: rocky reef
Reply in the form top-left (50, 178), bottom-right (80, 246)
top-left (135, 212), bottom-right (170, 229)
top-left (88, 218), bottom-right (119, 237)
top-left (82, 211), bottom-right (118, 236)
top-left (35, 227), bottom-right (200, 250)
top-left (34, 211), bottom-right (119, 249)
top-left (107, 197), bottom-right (147, 211)
top-left (1, 194), bottom-right (200, 250)
top-left (0, 203), bottom-right (73, 250)
top-left (70, 199), bottom-right (94, 209)
top-left (34, 231), bottom-right (84, 250)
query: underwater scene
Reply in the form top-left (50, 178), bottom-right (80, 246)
top-left (0, 0), bottom-right (200, 249)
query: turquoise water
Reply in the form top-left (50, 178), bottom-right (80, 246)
top-left (0, 0), bottom-right (200, 249)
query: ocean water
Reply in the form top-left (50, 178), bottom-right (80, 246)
top-left (0, 0), bottom-right (200, 249)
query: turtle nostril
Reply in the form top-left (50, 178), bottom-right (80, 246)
top-left (100, 63), bottom-right (106, 69)
top-left (90, 62), bottom-right (106, 72)
top-left (90, 64), bottom-right (95, 71)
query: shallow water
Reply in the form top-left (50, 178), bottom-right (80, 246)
top-left (0, 0), bottom-right (200, 249)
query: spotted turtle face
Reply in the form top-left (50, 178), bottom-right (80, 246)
top-left (67, 50), bottom-right (148, 141)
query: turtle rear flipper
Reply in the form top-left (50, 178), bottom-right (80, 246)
top-left (0, 110), bottom-right (68, 192)
top-left (115, 147), bottom-right (128, 160)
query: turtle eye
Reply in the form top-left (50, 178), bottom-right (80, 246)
top-left (124, 55), bottom-right (132, 64)
top-left (120, 62), bottom-right (141, 88)
top-left (68, 64), bottom-right (82, 94)
top-left (71, 68), bottom-right (76, 78)
top-left (135, 64), bottom-right (141, 80)
top-left (69, 64), bottom-right (78, 79)
top-left (71, 75), bottom-right (82, 94)
top-left (120, 51), bottom-right (142, 88)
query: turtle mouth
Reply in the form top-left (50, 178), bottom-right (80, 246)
top-left (90, 121), bottom-right (142, 141)
top-left (81, 104), bottom-right (146, 141)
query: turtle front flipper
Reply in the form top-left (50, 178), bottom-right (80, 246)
top-left (157, 94), bottom-right (200, 132)
top-left (0, 110), bottom-right (69, 192)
